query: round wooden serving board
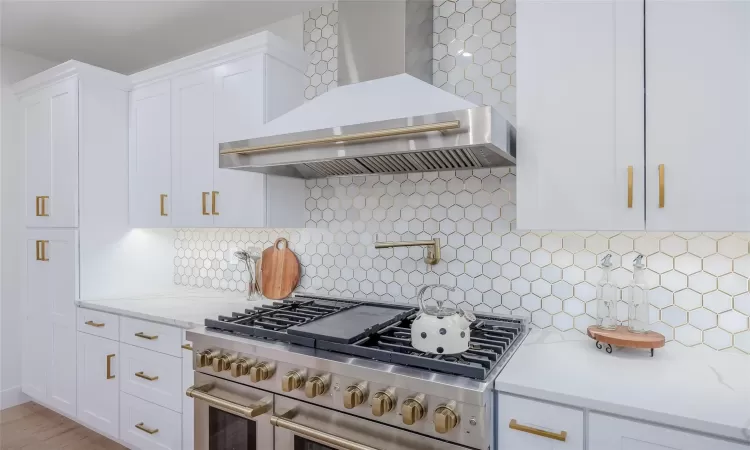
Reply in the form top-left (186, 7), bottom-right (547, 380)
top-left (587, 325), bottom-right (665, 349)
top-left (261, 238), bottom-right (300, 300)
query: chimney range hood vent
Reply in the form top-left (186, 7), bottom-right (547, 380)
top-left (219, 1), bottom-right (516, 179)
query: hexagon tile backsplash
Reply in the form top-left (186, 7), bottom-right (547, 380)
top-left (173, 0), bottom-right (750, 353)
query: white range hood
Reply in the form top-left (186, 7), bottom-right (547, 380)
top-left (219, 0), bottom-right (516, 179)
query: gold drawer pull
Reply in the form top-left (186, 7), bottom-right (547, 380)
top-left (160, 194), bottom-right (168, 216)
top-left (627, 165), bottom-right (633, 208)
top-left (35, 196), bottom-right (49, 217)
top-left (85, 320), bottom-right (105, 328)
top-left (106, 354), bottom-right (115, 380)
top-left (135, 332), bottom-right (158, 340)
top-left (135, 371), bottom-right (159, 381)
top-left (658, 164), bottom-right (665, 208)
top-left (135, 423), bottom-right (159, 435)
top-left (509, 419), bottom-right (567, 442)
top-left (181, 344), bottom-right (193, 351)
top-left (35, 240), bottom-right (49, 261)
top-left (202, 192), bottom-right (210, 215)
top-left (211, 191), bottom-right (219, 215)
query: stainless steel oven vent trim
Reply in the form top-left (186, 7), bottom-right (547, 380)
top-left (303, 147), bottom-right (486, 178)
top-left (218, 105), bottom-right (516, 179)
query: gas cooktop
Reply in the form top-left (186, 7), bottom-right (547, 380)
top-left (205, 293), bottom-right (525, 380)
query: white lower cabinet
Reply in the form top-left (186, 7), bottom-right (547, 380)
top-left (77, 332), bottom-right (119, 439)
top-left (120, 392), bottom-right (182, 450)
top-left (496, 393), bottom-right (584, 449)
top-left (588, 414), bottom-right (748, 450)
top-left (120, 342), bottom-right (183, 413)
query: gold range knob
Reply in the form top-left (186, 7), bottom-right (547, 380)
top-left (371, 390), bottom-right (396, 416)
top-left (249, 362), bottom-right (275, 383)
top-left (304, 374), bottom-right (331, 398)
top-left (281, 370), bottom-right (306, 392)
top-left (343, 382), bottom-right (368, 409)
top-left (196, 349), bottom-right (219, 368)
top-left (212, 354), bottom-right (236, 373)
top-left (230, 358), bottom-right (255, 378)
top-left (401, 395), bottom-right (426, 425)
top-left (434, 402), bottom-right (460, 434)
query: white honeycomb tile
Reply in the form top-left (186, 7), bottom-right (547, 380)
top-left (674, 325), bottom-right (702, 346)
top-left (703, 328), bottom-right (732, 350)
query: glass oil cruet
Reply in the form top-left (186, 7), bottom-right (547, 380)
top-left (595, 254), bottom-right (618, 330)
top-left (627, 254), bottom-right (650, 333)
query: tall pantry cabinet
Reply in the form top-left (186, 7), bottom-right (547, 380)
top-left (14, 62), bottom-right (130, 417)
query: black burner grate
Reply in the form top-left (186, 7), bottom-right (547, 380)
top-left (316, 314), bottom-right (524, 379)
top-left (205, 298), bottom-right (358, 347)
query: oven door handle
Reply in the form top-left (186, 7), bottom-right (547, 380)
top-left (270, 415), bottom-right (380, 450)
top-left (186, 384), bottom-right (271, 419)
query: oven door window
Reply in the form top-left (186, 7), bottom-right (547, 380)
top-left (294, 437), bottom-right (336, 450)
top-left (209, 407), bottom-right (257, 450)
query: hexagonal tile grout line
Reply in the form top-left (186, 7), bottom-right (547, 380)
top-left (173, 0), bottom-right (750, 353)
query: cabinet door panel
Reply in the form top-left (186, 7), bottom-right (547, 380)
top-left (130, 81), bottom-right (172, 227)
top-left (22, 77), bottom-right (79, 228)
top-left (589, 413), bottom-right (747, 450)
top-left (646, 2), bottom-right (750, 231)
top-left (212, 56), bottom-right (267, 227)
top-left (172, 70), bottom-right (215, 227)
top-left (77, 333), bottom-right (119, 438)
top-left (22, 230), bottom-right (77, 415)
top-left (516, 0), bottom-right (644, 230)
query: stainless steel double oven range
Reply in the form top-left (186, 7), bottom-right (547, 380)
top-left (186, 294), bottom-right (528, 450)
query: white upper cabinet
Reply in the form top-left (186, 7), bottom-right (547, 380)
top-left (20, 76), bottom-right (79, 228)
top-left (128, 32), bottom-right (307, 228)
top-left (129, 81), bottom-right (172, 228)
top-left (645, 1), bottom-right (750, 231)
top-left (171, 69), bottom-right (216, 228)
top-left (212, 55), bottom-right (268, 228)
top-left (516, 0), bottom-right (644, 231)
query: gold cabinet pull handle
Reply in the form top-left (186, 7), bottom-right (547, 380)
top-left (211, 191), bottom-right (219, 215)
top-left (181, 344), bottom-right (193, 351)
top-left (106, 354), bottom-right (115, 379)
top-left (509, 419), bottom-right (567, 442)
top-left (202, 192), bottom-right (210, 215)
top-left (35, 196), bottom-right (49, 217)
top-left (627, 166), bottom-right (634, 208)
top-left (270, 415), bottom-right (378, 450)
top-left (35, 240), bottom-right (49, 262)
top-left (160, 194), bottom-right (168, 216)
top-left (186, 384), bottom-right (271, 419)
top-left (85, 320), bottom-right (105, 328)
top-left (658, 164), bottom-right (665, 208)
top-left (135, 423), bottom-right (159, 435)
top-left (134, 332), bottom-right (158, 340)
top-left (135, 371), bottom-right (159, 381)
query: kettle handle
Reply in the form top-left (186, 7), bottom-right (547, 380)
top-left (417, 284), bottom-right (456, 312)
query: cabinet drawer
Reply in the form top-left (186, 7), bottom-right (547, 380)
top-left (120, 343), bottom-right (182, 412)
top-left (77, 308), bottom-right (119, 340)
top-left (120, 392), bottom-right (182, 450)
top-left (589, 413), bottom-right (748, 450)
top-left (120, 316), bottom-right (182, 357)
top-left (496, 393), bottom-right (584, 450)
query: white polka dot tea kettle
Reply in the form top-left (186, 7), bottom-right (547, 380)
top-left (411, 284), bottom-right (476, 355)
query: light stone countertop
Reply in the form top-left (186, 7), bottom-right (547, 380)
top-left (77, 287), bottom-right (278, 329)
top-left (495, 328), bottom-right (750, 443)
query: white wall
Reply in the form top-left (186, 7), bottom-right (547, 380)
top-left (0, 47), bottom-right (58, 409)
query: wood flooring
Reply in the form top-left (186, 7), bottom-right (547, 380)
top-left (0, 402), bottom-right (125, 450)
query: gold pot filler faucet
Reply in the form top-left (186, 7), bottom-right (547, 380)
top-left (374, 238), bottom-right (441, 265)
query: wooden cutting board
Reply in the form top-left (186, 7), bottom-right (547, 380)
top-left (261, 238), bottom-right (300, 299)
